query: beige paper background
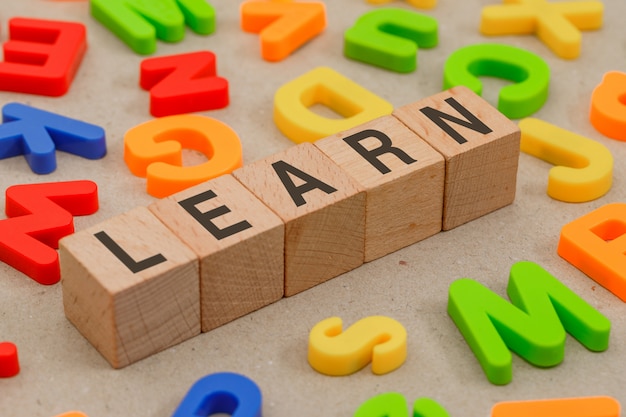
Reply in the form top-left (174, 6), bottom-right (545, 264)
top-left (1, 1), bottom-right (625, 416)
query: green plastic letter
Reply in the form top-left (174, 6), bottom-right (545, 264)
top-left (90, 0), bottom-right (215, 54)
top-left (443, 43), bottom-right (550, 119)
top-left (447, 261), bottom-right (610, 385)
top-left (344, 8), bottom-right (438, 73)
top-left (354, 393), bottom-right (450, 417)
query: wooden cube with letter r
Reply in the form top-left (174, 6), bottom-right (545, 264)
top-left (315, 115), bottom-right (445, 261)
top-left (393, 86), bottom-right (520, 230)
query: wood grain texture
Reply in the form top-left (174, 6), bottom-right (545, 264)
top-left (393, 86), bottom-right (520, 230)
top-left (149, 174), bottom-right (284, 332)
top-left (233, 142), bottom-right (366, 296)
top-left (315, 115), bottom-right (445, 261)
top-left (59, 206), bottom-right (199, 369)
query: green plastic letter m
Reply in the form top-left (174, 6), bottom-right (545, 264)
top-left (447, 261), bottom-right (610, 385)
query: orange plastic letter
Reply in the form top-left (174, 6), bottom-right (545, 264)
top-left (124, 115), bottom-right (242, 198)
top-left (590, 71), bottom-right (626, 141)
top-left (492, 396), bottom-right (620, 417)
top-left (558, 203), bottom-right (626, 301)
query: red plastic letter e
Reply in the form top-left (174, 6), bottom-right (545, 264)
top-left (0, 18), bottom-right (87, 97)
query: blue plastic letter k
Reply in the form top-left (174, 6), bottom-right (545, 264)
top-left (0, 103), bottom-right (107, 174)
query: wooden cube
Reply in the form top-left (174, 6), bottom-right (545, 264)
top-left (315, 115), bottom-right (445, 261)
top-left (393, 86), bottom-right (520, 230)
top-left (233, 142), bottom-right (366, 296)
top-left (60, 206), bottom-right (200, 369)
top-left (149, 175), bottom-right (284, 332)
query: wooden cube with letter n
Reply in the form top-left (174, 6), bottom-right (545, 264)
top-left (59, 206), bottom-right (200, 369)
top-left (393, 86), bottom-right (520, 230)
top-left (233, 142), bottom-right (366, 296)
top-left (149, 174), bottom-right (284, 333)
top-left (315, 115), bottom-right (445, 261)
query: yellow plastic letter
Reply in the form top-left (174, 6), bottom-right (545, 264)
top-left (519, 118), bottom-right (612, 202)
top-left (274, 66), bottom-right (393, 143)
top-left (307, 315), bottom-right (407, 376)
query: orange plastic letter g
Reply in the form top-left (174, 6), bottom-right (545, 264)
top-left (558, 203), bottom-right (626, 302)
top-left (124, 115), bottom-right (242, 198)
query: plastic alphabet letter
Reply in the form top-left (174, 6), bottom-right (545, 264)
top-left (354, 393), bottom-right (451, 417)
top-left (480, 0), bottom-right (603, 59)
top-left (344, 8), bottom-right (438, 73)
top-left (0, 103), bottom-right (107, 174)
top-left (447, 261), bottom-right (610, 385)
top-left (274, 66), bottom-right (393, 143)
top-left (0, 342), bottom-right (20, 378)
top-left (558, 203), bottom-right (626, 302)
top-left (443, 43), bottom-right (550, 119)
top-left (90, 0), bottom-right (215, 54)
top-left (519, 118), bottom-right (613, 202)
top-left (589, 71), bottom-right (626, 141)
top-left (124, 114), bottom-right (242, 198)
top-left (0, 180), bottom-right (99, 285)
top-left (0, 18), bottom-right (87, 96)
top-left (241, 0), bottom-right (327, 62)
top-left (171, 372), bottom-right (262, 417)
top-left (140, 51), bottom-right (229, 117)
top-left (491, 396), bottom-right (620, 417)
top-left (308, 315), bottom-right (407, 376)
top-left (365, 0), bottom-right (437, 9)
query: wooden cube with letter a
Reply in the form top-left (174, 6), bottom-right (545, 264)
top-left (393, 86), bottom-right (520, 230)
top-left (59, 206), bottom-right (199, 369)
top-left (233, 142), bottom-right (366, 296)
top-left (315, 115), bottom-right (445, 261)
top-left (149, 174), bottom-right (284, 333)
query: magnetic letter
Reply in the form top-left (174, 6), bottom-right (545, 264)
top-left (447, 261), bottom-right (610, 385)
top-left (558, 203), bottom-right (626, 302)
top-left (0, 18), bottom-right (87, 96)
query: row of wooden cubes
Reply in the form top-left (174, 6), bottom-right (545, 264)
top-left (59, 86), bottom-right (520, 369)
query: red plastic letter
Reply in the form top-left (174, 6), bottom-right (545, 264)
top-left (140, 51), bottom-right (229, 117)
top-left (0, 18), bottom-right (87, 96)
top-left (0, 180), bottom-right (98, 285)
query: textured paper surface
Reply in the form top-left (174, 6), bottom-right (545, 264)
top-left (0, 1), bottom-right (625, 416)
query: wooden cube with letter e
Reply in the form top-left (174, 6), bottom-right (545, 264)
top-left (315, 115), bottom-right (445, 261)
top-left (393, 86), bottom-right (521, 230)
top-left (233, 142), bottom-right (366, 296)
top-left (59, 206), bottom-right (200, 369)
top-left (149, 174), bottom-right (284, 333)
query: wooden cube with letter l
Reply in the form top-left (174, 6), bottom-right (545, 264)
top-left (393, 86), bottom-right (520, 230)
top-left (149, 174), bottom-right (285, 333)
top-left (315, 115), bottom-right (445, 262)
top-left (59, 206), bottom-right (200, 369)
top-left (233, 142), bottom-right (366, 296)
